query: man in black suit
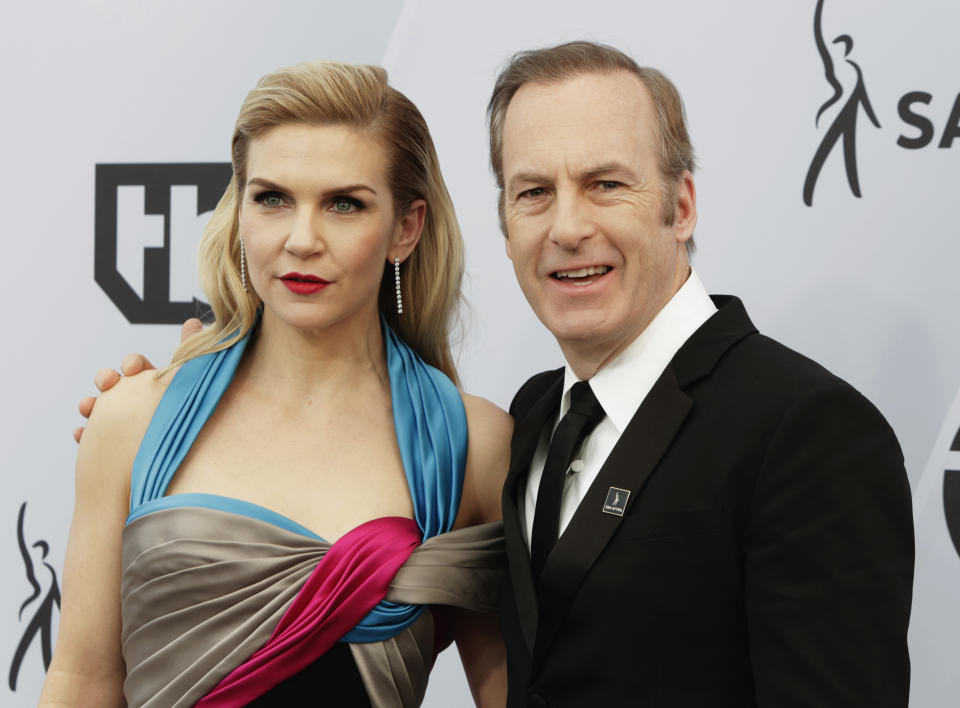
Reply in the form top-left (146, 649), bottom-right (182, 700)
top-left (488, 41), bottom-right (913, 706)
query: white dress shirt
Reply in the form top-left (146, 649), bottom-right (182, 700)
top-left (522, 270), bottom-right (718, 547)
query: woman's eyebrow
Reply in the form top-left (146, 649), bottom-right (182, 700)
top-left (246, 177), bottom-right (378, 197)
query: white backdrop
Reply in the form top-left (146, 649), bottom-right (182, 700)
top-left (2, 1), bottom-right (957, 705)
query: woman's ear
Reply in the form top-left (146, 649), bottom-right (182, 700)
top-left (391, 198), bottom-right (426, 262)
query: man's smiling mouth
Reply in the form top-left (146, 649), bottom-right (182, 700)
top-left (552, 265), bottom-right (611, 283)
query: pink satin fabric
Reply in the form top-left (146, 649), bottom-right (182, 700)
top-left (195, 516), bottom-right (421, 707)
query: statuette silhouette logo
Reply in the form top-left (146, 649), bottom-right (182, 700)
top-left (803, 0), bottom-right (880, 207)
top-left (801, 1), bottom-right (959, 206)
top-left (8, 502), bottom-right (60, 692)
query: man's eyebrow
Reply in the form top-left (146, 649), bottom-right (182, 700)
top-left (507, 171), bottom-right (551, 190)
top-left (578, 162), bottom-right (631, 182)
top-left (246, 177), bottom-right (377, 196)
top-left (506, 163), bottom-right (634, 191)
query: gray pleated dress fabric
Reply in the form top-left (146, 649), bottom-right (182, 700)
top-left (121, 321), bottom-right (504, 706)
top-left (121, 507), bottom-right (504, 707)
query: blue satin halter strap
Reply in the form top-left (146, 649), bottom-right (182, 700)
top-left (126, 318), bottom-right (468, 643)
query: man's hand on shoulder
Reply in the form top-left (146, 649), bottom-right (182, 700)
top-left (73, 318), bottom-right (203, 443)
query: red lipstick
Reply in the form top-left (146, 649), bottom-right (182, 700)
top-left (280, 272), bottom-right (330, 294)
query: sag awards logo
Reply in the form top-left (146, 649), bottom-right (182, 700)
top-left (803, 0), bottom-right (960, 206)
top-left (943, 430), bottom-right (960, 560)
top-left (920, 382), bottom-right (960, 564)
top-left (95, 163), bottom-right (232, 323)
top-left (8, 502), bottom-right (60, 693)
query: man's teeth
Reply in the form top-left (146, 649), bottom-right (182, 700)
top-left (555, 266), bottom-right (610, 279)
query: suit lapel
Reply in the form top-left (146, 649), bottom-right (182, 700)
top-left (671, 295), bottom-right (757, 388)
top-left (512, 295), bottom-right (758, 672)
top-left (502, 374), bottom-right (563, 655)
top-left (532, 363), bottom-right (692, 672)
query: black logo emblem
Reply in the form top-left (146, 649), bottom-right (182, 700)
top-left (803, 0), bottom-right (881, 207)
top-left (944, 425), bottom-right (960, 561)
top-left (602, 487), bottom-right (630, 517)
top-left (94, 163), bottom-right (231, 323)
top-left (8, 502), bottom-right (60, 692)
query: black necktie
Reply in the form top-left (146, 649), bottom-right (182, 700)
top-left (530, 380), bottom-right (605, 579)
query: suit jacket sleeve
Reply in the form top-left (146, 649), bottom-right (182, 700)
top-left (744, 379), bottom-right (914, 707)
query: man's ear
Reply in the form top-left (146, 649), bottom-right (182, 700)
top-left (673, 171), bottom-right (698, 244)
top-left (391, 198), bottom-right (426, 260)
top-left (505, 234), bottom-right (513, 261)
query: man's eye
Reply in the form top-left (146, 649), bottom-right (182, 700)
top-left (519, 187), bottom-right (547, 199)
top-left (597, 180), bottom-right (621, 190)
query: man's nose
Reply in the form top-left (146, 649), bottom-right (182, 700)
top-left (284, 209), bottom-right (324, 258)
top-left (548, 191), bottom-right (595, 250)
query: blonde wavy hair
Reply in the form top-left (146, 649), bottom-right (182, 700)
top-left (168, 61), bottom-right (464, 383)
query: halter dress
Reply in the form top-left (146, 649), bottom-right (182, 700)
top-left (119, 323), bottom-right (505, 707)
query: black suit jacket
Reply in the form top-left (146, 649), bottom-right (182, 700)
top-left (501, 296), bottom-right (914, 707)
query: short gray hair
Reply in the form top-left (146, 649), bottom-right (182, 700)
top-left (487, 41), bottom-right (696, 252)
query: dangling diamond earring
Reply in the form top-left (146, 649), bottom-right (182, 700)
top-left (239, 234), bottom-right (248, 292)
top-left (394, 257), bottom-right (403, 315)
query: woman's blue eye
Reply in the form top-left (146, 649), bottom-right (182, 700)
top-left (254, 191), bottom-right (286, 207)
top-left (331, 197), bottom-right (365, 213)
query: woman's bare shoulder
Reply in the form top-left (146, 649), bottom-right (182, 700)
top-left (77, 368), bottom-right (178, 486)
top-left (461, 392), bottom-right (513, 446)
top-left (457, 392), bottom-right (513, 526)
top-left (44, 369), bottom-right (181, 705)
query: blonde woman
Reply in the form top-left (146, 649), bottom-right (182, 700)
top-left (42, 61), bottom-right (510, 707)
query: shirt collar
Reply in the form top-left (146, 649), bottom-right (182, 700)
top-left (560, 269), bottom-right (717, 432)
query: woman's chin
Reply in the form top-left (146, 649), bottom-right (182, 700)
top-left (261, 302), bottom-right (376, 337)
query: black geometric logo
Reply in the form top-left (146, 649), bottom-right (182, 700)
top-left (94, 163), bottom-right (231, 323)
top-left (803, 0), bottom-right (881, 207)
top-left (8, 502), bottom-right (60, 692)
top-left (943, 425), bottom-right (960, 561)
